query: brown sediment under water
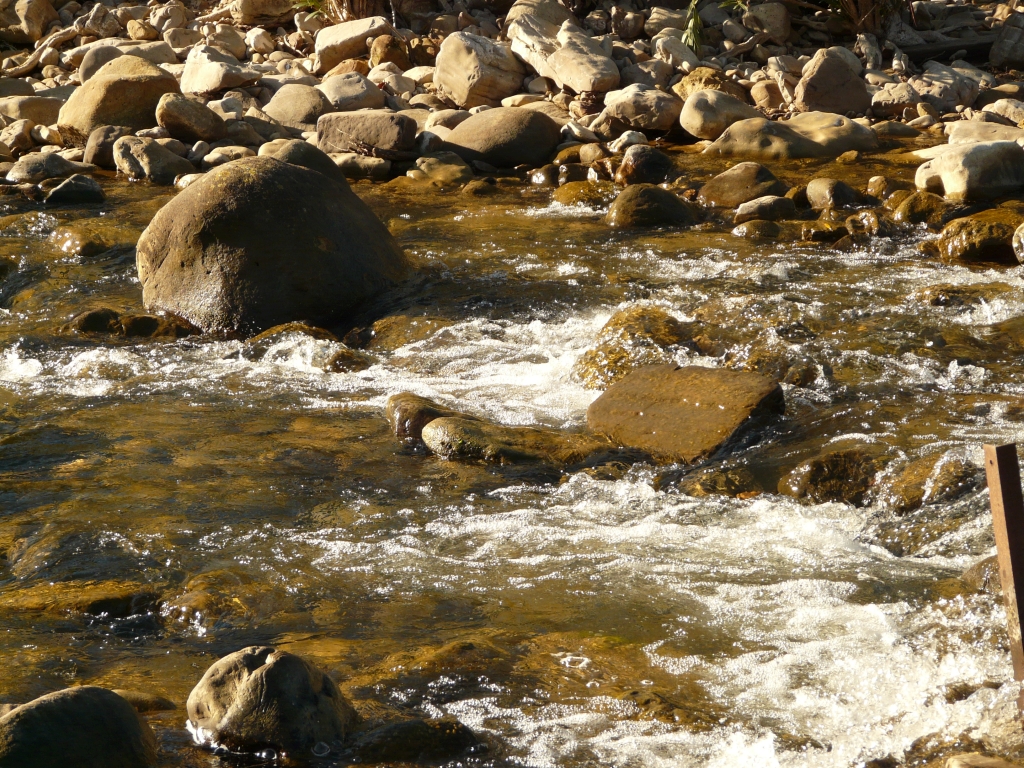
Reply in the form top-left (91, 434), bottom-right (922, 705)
top-left (0, 141), bottom-right (1022, 766)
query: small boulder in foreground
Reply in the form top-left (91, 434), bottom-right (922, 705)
top-left (187, 646), bottom-right (359, 757)
top-left (586, 364), bottom-right (784, 464)
top-left (0, 686), bottom-right (157, 768)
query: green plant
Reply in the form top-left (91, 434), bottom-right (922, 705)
top-left (682, 0), bottom-right (704, 52)
top-left (718, 0), bottom-right (751, 13)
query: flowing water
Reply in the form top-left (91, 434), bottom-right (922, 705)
top-left (1, 143), bottom-right (1023, 767)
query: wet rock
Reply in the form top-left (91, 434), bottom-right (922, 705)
top-left (318, 111), bottom-right (417, 154)
top-left (0, 686), bottom-right (157, 768)
top-left (553, 180), bottom-right (615, 208)
top-left (945, 755), bottom-right (1018, 768)
top-left (915, 141), bottom-right (1024, 201)
top-left (733, 219), bottom-right (782, 239)
top-left (961, 556), bottom-right (1001, 595)
top-left (180, 45), bottom-right (261, 97)
top-left (422, 416), bottom-right (614, 465)
top-left (806, 178), bottom-right (861, 210)
top-left (779, 443), bottom-right (886, 505)
top-left (187, 646), bottom-right (359, 757)
top-left (614, 144), bottom-right (675, 185)
top-left (672, 66), bottom-right (748, 104)
top-left (586, 364), bottom-right (784, 464)
top-left (893, 190), bottom-right (951, 228)
top-left (314, 16), bottom-right (393, 75)
top-left (136, 154), bottom-right (411, 334)
top-left (571, 305), bottom-right (693, 389)
top-left (0, 0), bottom-right (56, 44)
top-left (44, 174), bottom-right (105, 205)
top-left (317, 72), bottom-right (386, 112)
top-left (699, 162), bottom-right (787, 207)
top-left (112, 690), bottom-right (176, 713)
top-left (386, 392), bottom-right (469, 443)
top-left (602, 84), bottom-right (683, 132)
top-left (83, 125), bottom-right (132, 169)
top-left (937, 213), bottom-right (1018, 266)
top-left (606, 184), bottom-right (696, 228)
top-left (406, 152), bottom-right (471, 186)
top-left (445, 107), bottom-right (560, 169)
top-left (434, 32), bottom-right (525, 109)
top-left (113, 136), bottom-right (193, 184)
top-left (119, 313), bottom-right (197, 338)
top-left (6, 152), bottom-right (96, 183)
top-left (155, 93), bottom-right (226, 144)
top-left (58, 56), bottom-right (180, 147)
top-left (64, 306), bottom-right (123, 333)
top-left (794, 46), bottom-right (871, 115)
top-left (263, 84), bottom-right (333, 132)
top-left (679, 89), bottom-right (760, 141)
top-left (347, 717), bottom-right (481, 763)
top-left (875, 451), bottom-right (979, 515)
top-left (733, 195), bottom-right (795, 224)
top-left (676, 464), bottom-right (759, 498)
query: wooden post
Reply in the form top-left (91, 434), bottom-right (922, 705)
top-left (984, 443), bottom-right (1024, 715)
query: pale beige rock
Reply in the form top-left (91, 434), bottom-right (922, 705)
top-left (916, 140), bottom-right (1024, 201)
top-left (314, 16), bottom-right (393, 75)
top-left (680, 89), bottom-right (760, 140)
top-left (180, 45), bottom-right (261, 96)
top-left (434, 31), bottom-right (525, 109)
top-left (0, 0), bottom-right (57, 43)
top-left (603, 84), bottom-right (682, 132)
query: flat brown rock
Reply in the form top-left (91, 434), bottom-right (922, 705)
top-left (586, 364), bottom-right (784, 463)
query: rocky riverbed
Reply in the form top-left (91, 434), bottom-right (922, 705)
top-left (2, 0), bottom-right (1024, 764)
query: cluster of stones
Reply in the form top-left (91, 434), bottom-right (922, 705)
top-left (0, 646), bottom-right (481, 765)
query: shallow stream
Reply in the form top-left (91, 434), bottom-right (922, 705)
top-left (1, 142), bottom-right (1023, 767)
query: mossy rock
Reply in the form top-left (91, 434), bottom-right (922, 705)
top-left (422, 416), bottom-right (615, 466)
top-left (552, 180), bottom-right (616, 208)
top-left (938, 211), bottom-right (1019, 266)
top-left (874, 451), bottom-right (980, 515)
top-left (778, 443), bottom-right (888, 506)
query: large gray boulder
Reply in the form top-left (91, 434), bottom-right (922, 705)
top-left (57, 56), bottom-right (180, 146)
top-left (316, 72), bottom-right (386, 111)
top-left (186, 646), bottom-right (359, 757)
top-left (915, 140), bottom-right (1024, 201)
top-left (0, 686), bottom-right (157, 768)
top-left (793, 46), bottom-right (870, 114)
top-left (313, 16), bottom-right (393, 75)
top-left (444, 106), bottom-right (560, 168)
top-left (317, 110), bottom-right (417, 153)
top-left (263, 83), bottom-right (333, 131)
top-left (434, 32), bottom-right (525, 109)
top-left (680, 89), bottom-right (760, 141)
top-left (587, 364), bottom-right (785, 463)
top-left (136, 151), bottom-right (411, 334)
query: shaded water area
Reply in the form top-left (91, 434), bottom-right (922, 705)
top-left (2, 140), bottom-right (1024, 766)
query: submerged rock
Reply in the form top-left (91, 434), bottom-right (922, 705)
top-left (875, 451), bottom-right (980, 515)
top-left (778, 443), bottom-right (887, 505)
top-left (346, 718), bottom-right (482, 763)
top-left (0, 686), bottom-right (157, 768)
top-left (421, 416), bottom-right (615, 466)
top-left (605, 184), bottom-right (696, 228)
top-left (136, 153), bottom-right (411, 334)
top-left (699, 162), bottom-right (788, 207)
top-left (938, 212), bottom-right (1019, 266)
top-left (187, 646), bottom-right (359, 757)
top-left (586, 364), bottom-right (784, 464)
top-left (386, 392), bottom-right (469, 442)
top-left (571, 305), bottom-right (693, 389)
